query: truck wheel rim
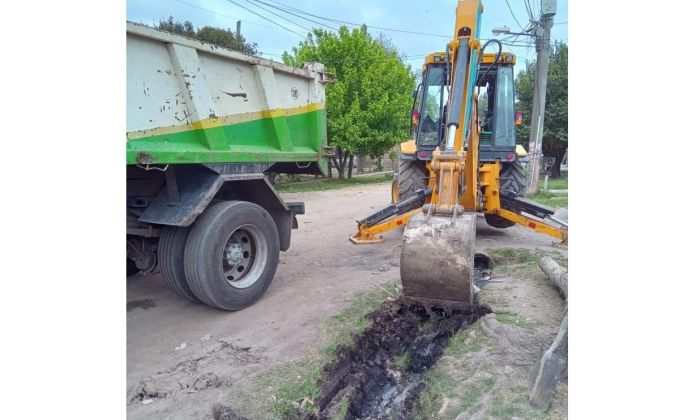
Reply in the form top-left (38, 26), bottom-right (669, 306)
top-left (222, 224), bottom-right (268, 289)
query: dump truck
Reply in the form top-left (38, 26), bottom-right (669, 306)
top-left (126, 22), bottom-right (332, 310)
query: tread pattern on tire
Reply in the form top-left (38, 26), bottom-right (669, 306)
top-left (184, 201), bottom-right (280, 311)
top-left (500, 161), bottom-right (526, 197)
top-left (158, 226), bottom-right (200, 302)
top-left (397, 159), bottom-right (428, 207)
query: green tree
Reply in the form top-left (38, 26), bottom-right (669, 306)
top-left (515, 41), bottom-right (568, 178)
top-left (282, 26), bottom-right (416, 178)
top-left (156, 17), bottom-right (258, 55)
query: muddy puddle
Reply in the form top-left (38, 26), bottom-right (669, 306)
top-left (311, 298), bottom-right (492, 419)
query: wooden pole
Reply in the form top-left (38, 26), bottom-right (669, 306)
top-left (529, 256), bottom-right (568, 410)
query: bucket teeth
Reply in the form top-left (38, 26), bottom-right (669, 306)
top-left (399, 213), bottom-right (476, 305)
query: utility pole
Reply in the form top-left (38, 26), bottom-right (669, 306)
top-left (525, 0), bottom-right (557, 194)
top-left (236, 20), bottom-right (241, 37)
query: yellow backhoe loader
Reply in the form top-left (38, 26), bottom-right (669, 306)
top-left (351, 0), bottom-right (567, 307)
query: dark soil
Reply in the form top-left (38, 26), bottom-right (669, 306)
top-left (312, 298), bottom-right (491, 419)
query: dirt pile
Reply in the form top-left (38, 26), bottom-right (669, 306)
top-left (313, 298), bottom-right (492, 419)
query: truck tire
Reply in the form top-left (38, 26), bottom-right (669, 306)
top-left (158, 226), bottom-right (200, 302)
top-left (485, 162), bottom-right (526, 229)
top-left (184, 201), bottom-right (280, 311)
top-left (127, 259), bottom-right (140, 276)
top-left (397, 159), bottom-right (428, 208)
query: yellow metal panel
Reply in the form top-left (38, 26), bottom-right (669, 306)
top-left (453, 0), bottom-right (483, 39)
top-left (424, 52), bottom-right (446, 65)
top-left (479, 162), bottom-right (501, 212)
top-left (481, 52), bottom-right (517, 65)
top-left (399, 140), bottom-right (417, 155)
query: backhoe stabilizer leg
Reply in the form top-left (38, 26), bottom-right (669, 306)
top-left (400, 212), bottom-right (476, 305)
top-left (350, 208), bottom-right (422, 244)
top-left (496, 209), bottom-right (568, 243)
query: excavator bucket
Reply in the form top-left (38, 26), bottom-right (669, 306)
top-left (400, 212), bottom-right (476, 306)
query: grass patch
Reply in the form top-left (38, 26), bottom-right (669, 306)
top-left (526, 190), bottom-right (568, 208)
top-left (332, 397), bottom-right (351, 420)
top-left (275, 173), bottom-right (392, 193)
top-left (393, 352), bottom-right (411, 370)
top-left (417, 321), bottom-right (495, 418)
top-left (443, 321), bottom-right (488, 357)
top-left (539, 177), bottom-right (568, 190)
top-left (417, 365), bottom-right (461, 419)
top-left (487, 248), bottom-right (567, 268)
top-left (417, 365), bottom-right (495, 419)
top-left (422, 318), bottom-right (439, 330)
top-left (494, 311), bottom-right (522, 326)
top-left (241, 283), bottom-right (397, 418)
top-left (487, 384), bottom-right (562, 419)
top-left (457, 377), bottom-right (496, 414)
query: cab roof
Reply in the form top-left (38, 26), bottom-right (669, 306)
top-left (423, 51), bottom-right (517, 66)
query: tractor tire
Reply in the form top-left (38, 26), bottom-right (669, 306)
top-left (485, 162), bottom-right (526, 229)
top-left (397, 159), bottom-right (428, 208)
top-left (184, 201), bottom-right (280, 311)
top-left (158, 226), bottom-right (200, 302)
top-left (500, 160), bottom-right (527, 197)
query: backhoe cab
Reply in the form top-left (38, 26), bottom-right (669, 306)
top-left (407, 52), bottom-right (519, 164)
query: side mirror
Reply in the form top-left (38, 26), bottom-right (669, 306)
top-left (515, 110), bottom-right (523, 126)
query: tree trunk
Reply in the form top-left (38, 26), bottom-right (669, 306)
top-left (550, 157), bottom-right (561, 179)
top-left (538, 256), bottom-right (567, 299)
top-left (327, 159), bottom-right (333, 179)
top-left (543, 137), bottom-right (567, 179)
top-left (332, 148), bottom-right (348, 179)
top-left (347, 154), bottom-right (354, 179)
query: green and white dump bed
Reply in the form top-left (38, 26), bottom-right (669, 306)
top-left (126, 21), bottom-right (331, 169)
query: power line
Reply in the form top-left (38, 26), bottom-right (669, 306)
top-left (524, 0), bottom-right (535, 21)
top-left (247, 0), bottom-right (339, 31)
top-left (239, 0), bottom-right (313, 33)
top-left (505, 0), bottom-right (525, 31)
top-left (223, 0), bottom-right (306, 38)
top-left (256, 0), bottom-right (453, 38)
top-left (172, 0), bottom-right (293, 32)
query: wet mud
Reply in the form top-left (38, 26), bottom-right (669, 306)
top-left (312, 298), bottom-right (492, 419)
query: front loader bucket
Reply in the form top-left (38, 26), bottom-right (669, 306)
top-left (400, 212), bottom-right (476, 306)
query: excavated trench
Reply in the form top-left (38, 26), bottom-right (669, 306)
top-left (311, 297), bottom-right (492, 419)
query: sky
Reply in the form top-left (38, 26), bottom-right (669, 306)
top-left (126, 0), bottom-right (567, 78)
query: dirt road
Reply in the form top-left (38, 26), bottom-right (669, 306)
top-left (127, 182), bottom-right (566, 419)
